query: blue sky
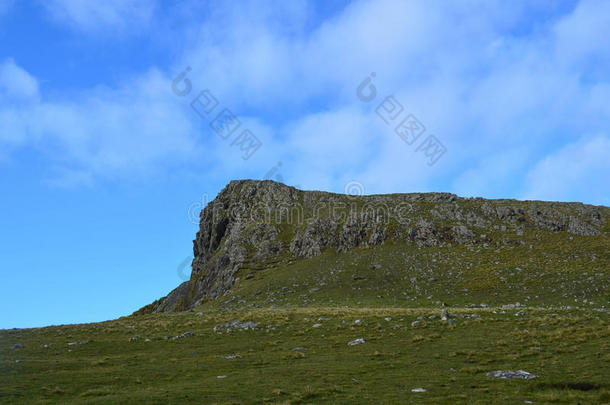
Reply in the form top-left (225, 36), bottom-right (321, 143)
top-left (1, 0), bottom-right (609, 328)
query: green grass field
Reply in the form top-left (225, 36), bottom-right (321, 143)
top-left (2, 306), bottom-right (609, 404)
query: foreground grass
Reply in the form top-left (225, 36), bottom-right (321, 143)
top-left (2, 306), bottom-right (609, 404)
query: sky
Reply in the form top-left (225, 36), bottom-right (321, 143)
top-left (1, 0), bottom-right (609, 328)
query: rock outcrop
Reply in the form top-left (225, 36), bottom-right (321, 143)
top-left (137, 180), bottom-right (607, 314)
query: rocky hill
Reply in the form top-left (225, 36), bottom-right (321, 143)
top-left (6, 179), bottom-right (610, 405)
top-left (137, 180), bottom-right (609, 314)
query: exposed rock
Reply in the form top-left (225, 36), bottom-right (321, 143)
top-left (515, 310), bottom-right (527, 317)
top-left (172, 332), bottom-right (195, 340)
top-left (411, 388), bottom-right (427, 393)
top-left (291, 347), bottom-right (307, 351)
top-left (348, 338), bottom-right (366, 346)
top-left (411, 321), bottom-right (422, 327)
top-left (213, 320), bottom-right (257, 333)
top-left (486, 370), bottom-right (538, 379)
top-left (67, 340), bottom-right (93, 346)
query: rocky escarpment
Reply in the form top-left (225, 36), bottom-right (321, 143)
top-left (137, 180), bottom-right (608, 314)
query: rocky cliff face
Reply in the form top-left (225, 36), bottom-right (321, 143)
top-left (138, 180), bottom-right (607, 314)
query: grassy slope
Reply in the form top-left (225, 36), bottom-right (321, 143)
top-left (2, 224), bottom-right (609, 404)
top-left (1, 307), bottom-right (609, 404)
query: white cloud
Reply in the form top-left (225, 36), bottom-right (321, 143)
top-left (0, 58), bottom-right (39, 101)
top-left (553, 0), bottom-right (610, 68)
top-left (522, 136), bottom-right (610, 205)
top-left (42, 0), bottom-right (157, 33)
top-left (0, 63), bottom-right (204, 183)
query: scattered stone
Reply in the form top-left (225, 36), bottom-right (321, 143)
top-left (312, 323), bottom-right (322, 328)
top-left (309, 288), bottom-right (320, 293)
top-left (515, 310), bottom-right (527, 317)
top-left (441, 309), bottom-right (450, 321)
top-left (486, 370), bottom-right (538, 379)
top-left (196, 312), bottom-right (203, 316)
top-left (411, 321), bottom-right (421, 327)
top-left (214, 320), bottom-right (257, 333)
top-left (354, 319), bottom-right (362, 324)
top-left (221, 354), bottom-right (240, 359)
top-left (348, 338), bottom-right (366, 346)
top-left (291, 347), bottom-right (306, 351)
top-left (471, 313), bottom-right (481, 318)
top-left (411, 388), bottom-right (427, 393)
top-left (384, 317), bottom-right (392, 321)
top-left (145, 338), bottom-right (151, 342)
top-left (217, 375), bottom-right (227, 379)
top-left (12, 344), bottom-right (23, 349)
top-left (129, 337), bottom-right (141, 342)
top-left (40, 344), bottom-right (50, 348)
top-left (172, 332), bottom-right (195, 340)
top-left (67, 340), bottom-right (93, 346)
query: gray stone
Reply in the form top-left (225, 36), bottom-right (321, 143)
top-left (67, 340), bottom-right (93, 346)
top-left (411, 321), bottom-right (421, 327)
top-left (214, 320), bottom-right (257, 333)
top-left (486, 370), bottom-right (538, 379)
top-left (172, 331), bottom-right (195, 340)
top-left (348, 338), bottom-right (366, 346)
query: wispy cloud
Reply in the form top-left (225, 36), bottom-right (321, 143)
top-left (522, 136), bottom-right (610, 205)
top-left (0, 58), bottom-right (39, 101)
top-left (41, 0), bottom-right (157, 34)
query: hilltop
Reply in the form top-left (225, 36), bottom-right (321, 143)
top-left (138, 180), bottom-right (609, 314)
